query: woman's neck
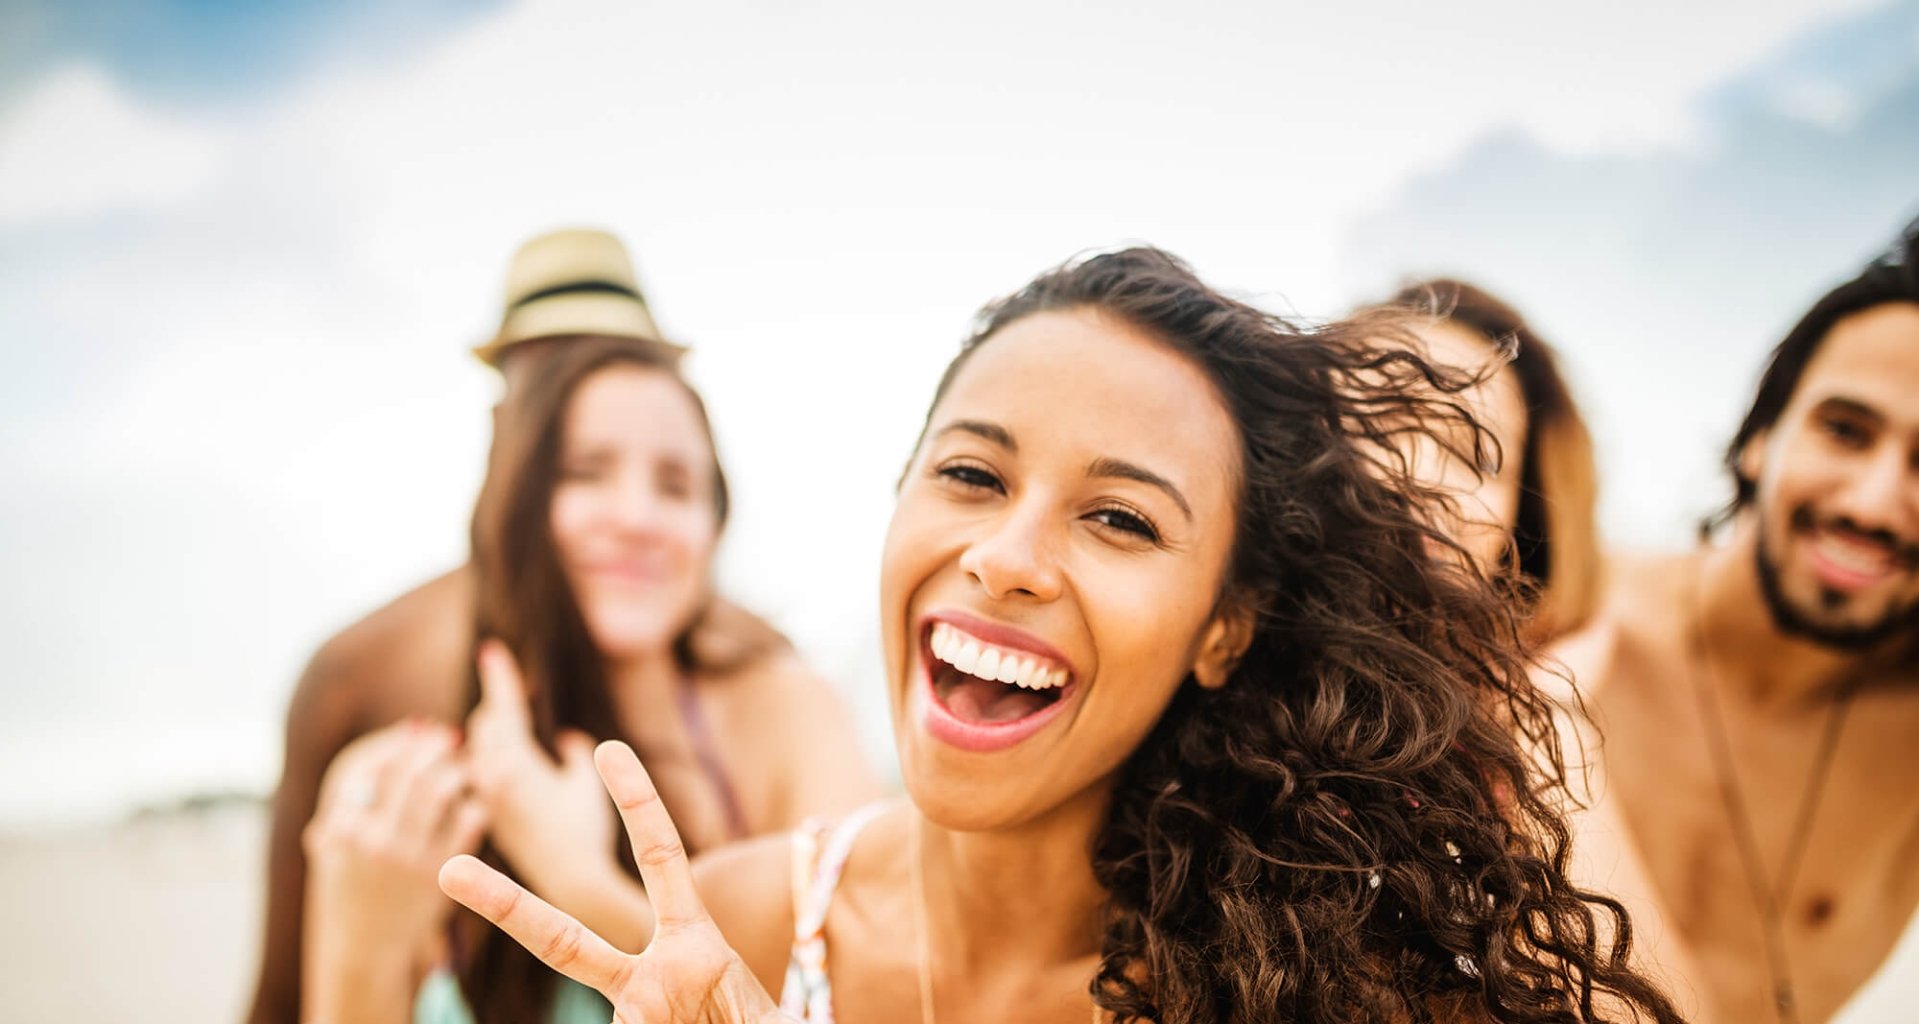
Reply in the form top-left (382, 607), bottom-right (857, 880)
top-left (604, 646), bottom-right (686, 712)
top-left (915, 781), bottom-right (1111, 972)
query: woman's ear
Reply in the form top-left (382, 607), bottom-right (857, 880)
top-left (1193, 596), bottom-right (1258, 689)
top-left (1736, 427), bottom-right (1769, 487)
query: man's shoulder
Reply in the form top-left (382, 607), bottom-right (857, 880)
top-left (302, 566), bottom-right (475, 690)
top-left (1544, 549), bottom-right (1696, 702)
top-left (1600, 549), bottom-right (1697, 633)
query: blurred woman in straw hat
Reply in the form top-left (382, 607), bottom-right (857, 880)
top-left (249, 229), bottom-right (879, 1024)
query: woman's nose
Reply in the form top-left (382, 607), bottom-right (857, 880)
top-left (957, 505), bottom-right (1063, 602)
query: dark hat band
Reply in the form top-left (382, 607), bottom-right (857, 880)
top-left (510, 279), bottom-right (647, 311)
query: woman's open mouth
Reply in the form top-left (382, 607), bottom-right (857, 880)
top-left (918, 615), bottom-right (1077, 752)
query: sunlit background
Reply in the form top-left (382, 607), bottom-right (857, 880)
top-left (1, 0), bottom-right (1915, 1017)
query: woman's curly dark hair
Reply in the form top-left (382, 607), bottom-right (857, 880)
top-left (938, 249), bottom-right (1682, 1024)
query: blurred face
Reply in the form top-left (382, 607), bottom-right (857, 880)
top-left (1405, 320), bottom-right (1529, 569)
top-left (879, 309), bottom-right (1245, 831)
top-left (1742, 302), bottom-right (1919, 649)
top-left (550, 364), bottom-right (721, 660)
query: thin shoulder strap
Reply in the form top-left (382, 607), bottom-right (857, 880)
top-left (801, 803), bottom-right (887, 930)
top-left (779, 802), bottom-right (891, 1022)
top-left (675, 674), bottom-right (753, 840)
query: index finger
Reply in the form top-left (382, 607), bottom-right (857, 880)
top-left (595, 740), bottom-right (708, 931)
top-left (439, 854), bottom-right (630, 992)
top-left (476, 639), bottom-right (532, 726)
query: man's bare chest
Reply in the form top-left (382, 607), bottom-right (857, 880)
top-left (1596, 662), bottom-right (1919, 1020)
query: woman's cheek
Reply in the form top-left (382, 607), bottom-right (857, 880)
top-left (1081, 583), bottom-right (1195, 717)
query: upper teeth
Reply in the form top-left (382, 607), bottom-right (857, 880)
top-left (929, 622), bottom-right (1068, 690)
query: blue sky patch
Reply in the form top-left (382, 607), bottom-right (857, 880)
top-left (0, 0), bottom-right (503, 108)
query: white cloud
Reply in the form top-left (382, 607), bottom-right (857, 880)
top-left (0, 63), bottom-right (233, 225)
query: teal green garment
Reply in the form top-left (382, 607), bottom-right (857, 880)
top-left (413, 968), bottom-right (612, 1024)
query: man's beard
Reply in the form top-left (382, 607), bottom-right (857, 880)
top-left (1754, 507), bottom-right (1919, 651)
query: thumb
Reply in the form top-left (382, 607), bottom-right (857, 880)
top-left (476, 638), bottom-right (533, 727)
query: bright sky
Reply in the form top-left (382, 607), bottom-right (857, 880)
top-left (0, 0), bottom-right (1910, 823)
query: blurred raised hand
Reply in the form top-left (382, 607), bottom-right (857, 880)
top-left (465, 640), bottom-right (616, 890)
top-left (440, 740), bottom-right (790, 1024)
top-left (464, 639), bottom-right (656, 948)
top-left (302, 720), bottom-right (487, 1023)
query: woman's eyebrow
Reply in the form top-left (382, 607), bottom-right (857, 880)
top-left (1086, 456), bottom-right (1192, 521)
top-left (1814, 396), bottom-right (1883, 424)
top-left (937, 419), bottom-right (1016, 451)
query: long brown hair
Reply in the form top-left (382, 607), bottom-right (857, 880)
top-left (1366, 280), bottom-right (1602, 641)
top-left (939, 250), bottom-right (1681, 1023)
top-left (458, 334), bottom-right (778, 1023)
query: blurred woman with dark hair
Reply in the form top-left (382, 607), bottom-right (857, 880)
top-left (1359, 278), bottom-right (1602, 642)
top-left (300, 333), bottom-right (879, 1024)
top-left (441, 248), bottom-right (1686, 1024)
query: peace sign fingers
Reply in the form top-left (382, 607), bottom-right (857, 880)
top-left (442, 740), bottom-right (786, 1024)
top-left (438, 854), bottom-right (631, 993)
top-left (595, 740), bottom-right (710, 936)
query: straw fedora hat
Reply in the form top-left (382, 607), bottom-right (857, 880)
top-left (472, 228), bottom-right (684, 366)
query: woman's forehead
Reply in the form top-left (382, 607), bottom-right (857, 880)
top-left (565, 365), bottom-right (709, 448)
top-left (935, 310), bottom-right (1241, 494)
top-left (1409, 320), bottom-right (1527, 434)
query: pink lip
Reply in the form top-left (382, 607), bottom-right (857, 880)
top-left (579, 559), bottom-right (669, 585)
top-left (914, 610), bottom-right (1080, 754)
top-left (1797, 522), bottom-right (1910, 594)
top-left (1807, 546), bottom-right (1893, 592)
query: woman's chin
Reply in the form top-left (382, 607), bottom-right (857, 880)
top-left (584, 620), bottom-right (684, 662)
top-left (896, 739), bottom-right (1062, 834)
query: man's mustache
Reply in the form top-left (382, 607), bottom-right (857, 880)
top-left (1789, 505), bottom-right (1919, 567)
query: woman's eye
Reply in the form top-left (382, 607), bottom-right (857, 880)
top-left (656, 469), bottom-right (694, 500)
top-left (1088, 505), bottom-right (1160, 542)
top-left (937, 464), bottom-right (1003, 492)
top-left (1821, 416), bottom-right (1872, 450)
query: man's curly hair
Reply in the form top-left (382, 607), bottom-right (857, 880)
top-left (939, 248), bottom-right (1683, 1024)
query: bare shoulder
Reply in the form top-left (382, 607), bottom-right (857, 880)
top-left (699, 648), bottom-right (866, 752)
top-left (691, 831), bottom-right (798, 993)
top-left (300, 566), bottom-right (475, 721)
top-left (1599, 549), bottom-right (1695, 668)
top-left (1541, 550), bottom-right (1695, 704)
top-left (1603, 549), bottom-right (1694, 615)
top-left (707, 649), bottom-right (883, 823)
top-left (310, 567), bottom-right (473, 676)
top-left (706, 648), bottom-right (848, 709)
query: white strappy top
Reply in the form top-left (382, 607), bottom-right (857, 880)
top-left (777, 802), bottom-right (891, 1022)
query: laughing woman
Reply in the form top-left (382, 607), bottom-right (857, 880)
top-left (441, 249), bottom-right (1685, 1024)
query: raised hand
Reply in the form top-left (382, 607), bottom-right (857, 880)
top-left (302, 720), bottom-right (488, 1022)
top-left (464, 639), bottom-right (619, 901)
top-left (440, 741), bottom-right (791, 1024)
